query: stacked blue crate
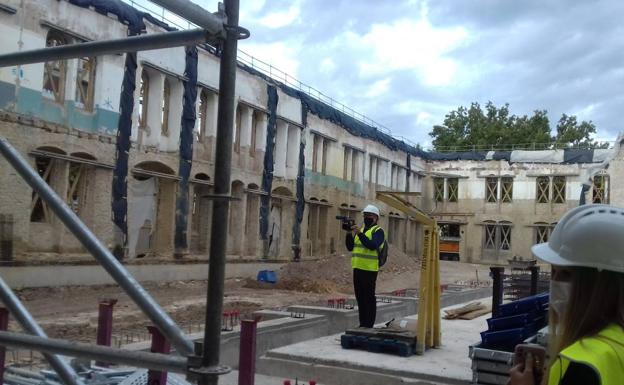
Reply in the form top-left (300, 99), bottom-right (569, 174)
top-left (480, 293), bottom-right (549, 351)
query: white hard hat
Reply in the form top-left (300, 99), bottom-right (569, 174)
top-left (531, 204), bottom-right (624, 273)
top-left (362, 204), bottom-right (380, 216)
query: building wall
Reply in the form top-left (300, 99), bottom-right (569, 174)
top-left (0, 0), bottom-right (620, 264)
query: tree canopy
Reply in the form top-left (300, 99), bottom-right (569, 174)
top-left (429, 102), bottom-right (607, 151)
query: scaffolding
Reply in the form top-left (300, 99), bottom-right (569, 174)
top-left (0, 1), bottom-right (248, 384)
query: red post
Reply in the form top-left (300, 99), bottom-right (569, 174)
top-left (96, 299), bottom-right (117, 367)
top-left (147, 326), bottom-right (171, 385)
top-left (0, 307), bottom-right (9, 385)
top-left (238, 319), bottom-right (259, 385)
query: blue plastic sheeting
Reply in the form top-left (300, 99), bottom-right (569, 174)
top-left (174, 46), bottom-right (198, 253)
top-left (68, 0), bottom-right (174, 34)
top-left (238, 63), bottom-right (429, 160)
top-left (563, 149), bottom-right (594, 164)
top-left (259, 85), bottom-right (278, 243)
top-left (427, 151), bottom-right (488, 161)
top-left (291, 107), bottom-right (307, 253)
top-left (491, 151), bottom-right (513, 161)
top-left (111, 43), bottom-right (137, 249)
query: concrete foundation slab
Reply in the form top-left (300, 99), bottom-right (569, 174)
top-left (257, 299), bottom-right (493, 385)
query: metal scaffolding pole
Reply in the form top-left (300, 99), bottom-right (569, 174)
top-left (0, 29), bottom-right (211, 68)
top-left (199, 0), bottom-right (239, 383)
top-left (0, 331), bottom-right (187, 374)
top-left (0, 277), bottom-right (83, 385)
top-left (149, 0), bottom-right (225, 37)
top-left (0, 137), bottom-right (194, 357)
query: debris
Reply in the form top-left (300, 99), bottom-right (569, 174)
top-left (443, 301), bottom-right (490, 320)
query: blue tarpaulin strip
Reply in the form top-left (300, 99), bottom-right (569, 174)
top-left (111, 37), bottom-right (137, 249)
top-left (259, 85), bottom-right (278, 244)
top-left (174, 46), bottom-right (198, 254)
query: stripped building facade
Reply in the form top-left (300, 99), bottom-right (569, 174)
top-left (0, 0), bottom-right (622, 265)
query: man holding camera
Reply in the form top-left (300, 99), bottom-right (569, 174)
top-left (344, 204), bottom-right (386, 328)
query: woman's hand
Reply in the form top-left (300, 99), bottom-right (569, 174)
top-left (508, 352), bottom-right (535, 385)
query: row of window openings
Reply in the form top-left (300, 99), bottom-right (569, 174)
top-left (434, 175), bottom-right (609, 204)
top-left (483, 223), bottom-right (556, 251)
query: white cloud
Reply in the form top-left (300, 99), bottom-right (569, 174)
top-left (319, 58), bottom-right (336, 75)
top-left (356, 18), bottom-right (468, 86)
top-left (258, 2), bottom-right (301, 29)
top-left (365, 78), bottom-right (391, 98)
top-left (238, 41), bottom-right (300, 78)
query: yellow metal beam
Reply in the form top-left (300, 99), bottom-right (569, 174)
top-left (375, 192), bottom-right (435, 227)
top-left (376, 191), bottom-right (441, 354)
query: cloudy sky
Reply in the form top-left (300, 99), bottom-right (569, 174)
top-left (187, 0), bottom-right (623, 148)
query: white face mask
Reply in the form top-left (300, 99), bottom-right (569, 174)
top-left (550, 280), bottom-right (572, 319)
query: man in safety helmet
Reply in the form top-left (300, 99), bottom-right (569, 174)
top-left (345, 204), bottom-right (386, 328)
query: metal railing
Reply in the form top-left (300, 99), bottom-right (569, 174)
top-left (426, 141), bottom-right (616, 153)
top-left (120, 0), bottom-right (421, 149)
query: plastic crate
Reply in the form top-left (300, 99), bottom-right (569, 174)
top-left (480, 328), bottom-right (525, 351)
top-left (495, 293), bottom-right (548, 317)
top-left (486, 313), bottom-right (531, 331)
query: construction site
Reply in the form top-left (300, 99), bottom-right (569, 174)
top-left (0, 1), bottom-right (622, 385)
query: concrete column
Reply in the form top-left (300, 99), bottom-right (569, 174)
top-left (274, 121), bottom-right (288, 178)
top-left (255, 113), bottom-right (267, 153)
top-left (160, 79), bottom-right (183, 152)
top-left (144, 71), bottom-right (164, 148)
top-left (286, 126), bottom-right (300, 179)
top-left (244, 193), bottom-right (260, 256)
top-left (154, 180), bottom-right (175, 255)
top-left (206, 92), bottom-right (218, 138)
top-left (240, 105), bottom-right (253, 148)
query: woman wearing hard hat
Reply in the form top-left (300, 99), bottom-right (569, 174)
top-left (509, 204), bottom-right (624, 385)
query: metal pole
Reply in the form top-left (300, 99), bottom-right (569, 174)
top-left (490, 267), bottom-right (504, 316)
top-left (0, 277), bottom-right (83, 385)
top-left (147, 326), bottom-right (171, 385)
top-left (0, 308), bottom-right (7, 385)
top-left (237, 319), bottom-right (258, 385)
top-left (0, 331), bottom-right (187, 374)
top-left (530, 266), bottom-right (540, 296)
top-left (0, 29), bottom-right (211, 67)
top-left (0, 138), bottom-right (194, 356)
top-left (201, 0), bottom-right (239, 383)
top-left (96, 299), bottom-right (117, 367)
top-left (148, 0), bottom-right (225, 37)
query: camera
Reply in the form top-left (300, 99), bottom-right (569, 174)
top-left (336, 215), bottom-right (355, 231)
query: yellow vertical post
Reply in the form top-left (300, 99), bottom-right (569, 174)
top-left (432, 229), bottom-right (441, 347)
top-left (415, 227), bottom-right (431, 355)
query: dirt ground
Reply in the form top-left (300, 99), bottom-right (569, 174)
top-left (6, 248), bottom-right (491, 347)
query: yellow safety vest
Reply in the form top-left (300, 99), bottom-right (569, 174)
top-left (548, 323), bottom-right (624, 385)
top-left (352, 225), bottom-right (383, 272)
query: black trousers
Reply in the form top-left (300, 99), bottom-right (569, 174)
top-left (353, 268), bottom-right (378, 327)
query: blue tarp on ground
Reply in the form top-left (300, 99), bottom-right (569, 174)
top-left (174, 46), bottom-right (198, 254)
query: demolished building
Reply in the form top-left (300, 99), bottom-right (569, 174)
top-left (0, 0), bottom-right (622, 270)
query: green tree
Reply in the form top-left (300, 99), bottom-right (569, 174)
top-left (429, 102), bottom-right (604, 151)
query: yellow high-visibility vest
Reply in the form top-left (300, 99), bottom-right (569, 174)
top-left (351, 225), bottom-right (383, 272)
top-left (548, 323), bottom-right (624, 385)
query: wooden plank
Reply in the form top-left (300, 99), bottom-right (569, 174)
top-left (458, 305), bottom-right (492, 320)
